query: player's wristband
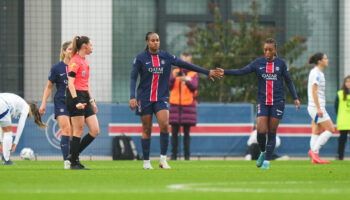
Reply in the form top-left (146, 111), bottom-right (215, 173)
top-left (89, 98), bottom-right (95, 103)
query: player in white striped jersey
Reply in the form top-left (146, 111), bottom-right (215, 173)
top-left (0, 93), bottom-right (47, 165)
top-left (307, 52), bottom-right (335, 164)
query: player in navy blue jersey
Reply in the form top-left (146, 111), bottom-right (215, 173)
top-left (216, 38), bottom-right (300, 169)
top-left (40, 41), bottom-right (72, 169)
top-left (130, 32), bottom-right (221, 169)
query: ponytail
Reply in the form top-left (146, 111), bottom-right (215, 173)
top-left (308, 52), bottom-right (324, 65)
top-left (28, 103), bottom-right (48, 129)
top-left (71, 36), bottom-right (90, 57)
top-left (59, 41), bottom-right (72, 61)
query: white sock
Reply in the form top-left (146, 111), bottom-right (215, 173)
top-left (143, 160), bottom-right (150, 165)
top-left (312, 130), bottom-right (332, 153)
top-left (310, 134), bottom-right (320, 152)
top-left (3, 132), bottom-right (13, 161)
top-left (160, 155), bottom-right (167, 161)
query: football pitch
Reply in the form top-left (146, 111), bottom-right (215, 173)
top-left (0, 160), bottom-right (349, 200)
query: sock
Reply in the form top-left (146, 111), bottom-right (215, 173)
top-left (310, 134), bottom-right (319, 152)
top-left (257, 133), bottom-right (266, 152)
top-left (79, 133), bottom-right (95, 153)
top-left (141, 138), bottom-right (151, 160)
top-left (70, 136), bottom-right (81, 164)
top-left (312, 130), bottom-right (332, 153)
top-left (2, 132), bottom-right (13, 161)
top-left (60, 135), bottom-right (70, 160)
top-left (265, 132), bottom-right (276, 161)
top-left (160, 132), bottom-right (169, 156)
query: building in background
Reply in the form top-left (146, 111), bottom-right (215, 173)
top-left (0, 0), bottom-right (348, 103)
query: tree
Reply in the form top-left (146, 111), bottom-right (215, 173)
top-left (186, 2), bottom-right (308, 103)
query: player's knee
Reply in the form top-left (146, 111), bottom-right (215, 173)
top-left (158, 123), bottom-right (169, 133)
top-left (269, 128), bottom-right (278, 133)
top-left (90, 128), bottom-right (100, 137)
top-left (143, 127), bottom-right (152, 136)
top-left (160, 127), bottom-right (169, 133)
top-left (61, 126), bottom-right (71, 136)
top-left (257, 128), bottom-right (268, 134)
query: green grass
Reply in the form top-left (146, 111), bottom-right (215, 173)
top-left (0, 160), bottom-right (349, 200)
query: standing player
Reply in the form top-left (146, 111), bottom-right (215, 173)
top-left (129, 32), bottom-right (220, 169)
top-left (216, 38), bottom-right (300, 169)
top-left (39, 41), bottom-right (72, 169)
top-left (307, 52), bottom-right (335, 164)
top-left (0, 93), bottom-right (47, 164)
top-left (66, 36), bottom-right (99, 170)
top-left (335, 76), bottom-right (350, 160)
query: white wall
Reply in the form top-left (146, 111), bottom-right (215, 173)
top-left (24, 0), bottom-right (52, 101)
top-left (62, 0), bottom-right (112, 102)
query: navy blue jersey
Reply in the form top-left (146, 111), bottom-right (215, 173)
top-left (224, 57), bottom-right (298, 105)
top-left (48, 61), bottom-right (68, 103)
top-left (130, 50), bottom-right (209, 102)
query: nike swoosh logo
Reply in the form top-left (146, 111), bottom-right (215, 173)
top-left (146, 62), bottom-right (151, 65)
top-left (60, 73), bottom-right (65, 76)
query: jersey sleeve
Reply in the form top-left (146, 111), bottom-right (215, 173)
top-left (282, 62), bottom-right (298, 100)
top-left (48, 65), bottom-right (56, 83)
top-left (167, 52), bottom-right (210, 75)
top-left (224, 59), bottom-right (256, 76)
top-left (130, 57), bottom-right (142, 99)
top-left (310, 70), bottom-right (320, 86)
top-left (67, 59), bottom-right (80, 77)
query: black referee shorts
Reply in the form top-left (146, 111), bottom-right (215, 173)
top-left (66, 89), bottom-right (95, 118)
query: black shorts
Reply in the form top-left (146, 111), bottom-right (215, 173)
top-left (66, 89), bottom-right (95, 118)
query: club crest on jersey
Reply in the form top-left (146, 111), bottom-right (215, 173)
top-left (262, 73), bottom-right (277, 80)
top-left (148, 67), bottom-right (164, 74)
top-left (82, 71), bottom-right (86, 77)
top-left (276, 66), bottom-right (280, 71)
top-left (161, 60), bottom-right (165, 65)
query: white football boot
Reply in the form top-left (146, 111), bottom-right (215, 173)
top-left (143, 160), bottom-right (153, 169)
top-left (159, 155), bottom-right (171, 169)
top-left (64, 160), bottom-right (71, 169)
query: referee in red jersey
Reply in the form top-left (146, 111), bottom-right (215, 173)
top-left (66, 36), bottom-right (99, 170)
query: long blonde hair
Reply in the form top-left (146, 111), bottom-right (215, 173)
top-left (59, 41), bottom-right (72, 61)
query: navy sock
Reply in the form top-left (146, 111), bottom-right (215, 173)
top-left (79, 133), bottom-right (95, 153)
top-left (160, 132), bottom-right (169, 156)
top-left (265, 132), bottom-right (276, 161)
top-left (60, 135), bottom-right (70, 160)
top-left (257, 133), bottom-right (267, 152)
top-left (141, 138), bottom-right (151, 160)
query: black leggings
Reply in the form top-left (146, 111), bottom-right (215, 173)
top-left (338, 130), bottom-right (350, 160)
top-left (171, 124), bottom-right (191, 160)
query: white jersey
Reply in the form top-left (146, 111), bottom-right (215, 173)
top-left (0, 93), bottom-right (29, 144)
top-left (307, 67), bottom-right (326, 108)
top-left (0, 93), bottom-right (29, 119)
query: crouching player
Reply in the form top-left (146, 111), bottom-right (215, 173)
top-left (0, 93), bottom-right (47, 164)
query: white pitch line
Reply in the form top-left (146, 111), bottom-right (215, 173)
top-left (167, 182), bottom-right (350, 194)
